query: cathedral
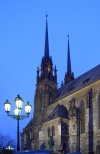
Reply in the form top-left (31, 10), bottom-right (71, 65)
top-left (21, 16), bottom-right (100, 154)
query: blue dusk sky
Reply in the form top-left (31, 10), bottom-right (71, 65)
top-left (0, 1), bottom-right (100, 143)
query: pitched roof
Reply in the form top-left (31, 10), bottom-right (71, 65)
top-left (46, 104), bottom-right (69, 122)
top-left (25, 118), bottom-right (33, 128)
top-left (50, 64), bottom-right (100, 104)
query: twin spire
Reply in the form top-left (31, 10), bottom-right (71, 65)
top-left (64, 35), bottom-right (74, 84)
top-left (67, 35), bottom-right (71, 75)
top-left (44, 15), bottom-right (49, 59)
top-left (38, 15), bottom-right (74, 84)
top-left (37, 15), bottom-right (57, 83)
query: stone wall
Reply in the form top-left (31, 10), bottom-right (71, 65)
top-left (45, 80), bottom-right (100, 154)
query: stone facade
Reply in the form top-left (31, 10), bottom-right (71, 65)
top-left (21, 17), bottom-right (100, 154)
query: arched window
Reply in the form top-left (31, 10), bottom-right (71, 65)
top-left (80, 100), bottom-right (85, 134)
top-left (98, 93), bottom-right (100, 128)
top-left (48, 127), bottom-right (51, 137)
top-left (52, 126), bottom-right (55, 136)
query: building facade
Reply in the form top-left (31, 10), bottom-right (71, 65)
top-left (21, 17), bottom-right (100, 154)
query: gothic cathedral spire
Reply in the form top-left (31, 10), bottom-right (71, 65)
top-left (44, 15), bottom-right (49, 59)
top-left (67, 35), bottom-right (71, 75)
top-left (64, 35), bottom-right (74, 84)
top-left (36, 15), bottom-right (57, 83)
top-left (35, 15), bottom-right (57, 118)
top-left (33, 16), bottom-right (58, 149)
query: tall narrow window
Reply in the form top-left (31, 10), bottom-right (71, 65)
top-left (49, 89), bottom-right (52, 104)
top-left (98, 93), bottom-right (100, 128)
top-left (80, 100), bottom-right (85, 134)
top-left (52, 126), bottom-right (55, 136)
top-left (48, 127), bottom-right (51, 137)
top-left (24, 133), bottom-right (27, 144)
top-left (39, 90), bottom-right (42, 109)
top-left (30, 129), bottom-right (32, 139)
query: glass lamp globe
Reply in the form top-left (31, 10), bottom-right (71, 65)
top-left (14, 94), bottom-right (23, 110)
top-left (4, 100), bottom-right (11, 113)
top-left (14, 108), bottom-right (21, 116)
top-left (25, 102), bottom-right (32, 115)
top-left (97, 134), bottom-right (100, 141)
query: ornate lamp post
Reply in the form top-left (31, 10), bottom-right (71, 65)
top-left (4, 94), bottom-right (32, 151)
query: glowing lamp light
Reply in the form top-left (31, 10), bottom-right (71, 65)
top-left (4, 100), bottom-right (11, 113)
top-left (14, 94), bottom-right (23, 109)
top-left (4, 94), bottom-right (32, 151)
top-left (25, 102), bottom-right (32, 115)
top-left (14, 108), bottom-right (21, 116)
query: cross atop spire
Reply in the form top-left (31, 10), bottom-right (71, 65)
top-left (44, 14), bottom-right (49, 59)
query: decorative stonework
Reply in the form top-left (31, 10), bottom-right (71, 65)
top-left (92, 89), bottom-right (97, 99)
top-left (21, 16), bottom-right (100, 154)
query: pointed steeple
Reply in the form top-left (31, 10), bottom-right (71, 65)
top-left (67, 35), bottom-right (71, 75)
top-left (64, 35), bottom-right (74, 84)
top-left (44, 14), bottom-right (49, 59)
top-left (36, 15), bottom-right (57, 84)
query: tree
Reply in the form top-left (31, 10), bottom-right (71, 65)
top-left (0, 133), bottom-right (16, 151)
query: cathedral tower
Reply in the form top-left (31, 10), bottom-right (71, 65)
top-left (33, 16), bottom-right (57, 149)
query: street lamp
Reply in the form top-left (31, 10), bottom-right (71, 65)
top-left (96, 134), bottom-right (100, 154)
top-left (97, 134), bottom-right (100, 147)
top-left (4, 94), bottom-right (32, 151)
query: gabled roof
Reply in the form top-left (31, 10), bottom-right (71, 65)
top-left (24, 119), bottom-right (33, 128)
top-left (51, 64), bottom-right (100, 104)
top-left (46, 104), bottom-right (69, 122)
